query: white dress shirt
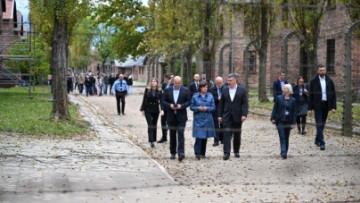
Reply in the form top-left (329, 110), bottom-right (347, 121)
top-left (229, 85), bottom-right (237, 102)
top-left (319, 76), bottom-right (327, 101)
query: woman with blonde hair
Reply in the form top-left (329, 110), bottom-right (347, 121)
top-left (140, 78), bottom-right (163, 148)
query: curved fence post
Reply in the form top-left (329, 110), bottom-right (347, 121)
top-left (219, 43), bottom-right (230, 77)
top-left (343, 20), bottom-right (360, 136)
top-left (243, 40), bottom-right (256, 89)
top-left (281, 31), bottom-right (297, 75)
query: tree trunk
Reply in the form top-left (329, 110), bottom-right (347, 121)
top-left (186, 45), bottom-right (193, 85)
top-left (258, 1), bottom-right (269, 102)
top-left (51, 18), bottom-right (70, 120)
top-left (203, 0), bottom-right (212, 77)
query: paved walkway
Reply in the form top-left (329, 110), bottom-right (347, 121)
top-left (0, 90), bottom-right (195, 202)
top-left (1, 82), bottom-right (360, 202)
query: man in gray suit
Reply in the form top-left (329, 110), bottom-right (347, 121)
top-left (218, 73), bottom-right (248, 160)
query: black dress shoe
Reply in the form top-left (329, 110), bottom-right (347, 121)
top-left (212, 142), bottom-right (219, 147)
top-left (281, 154), bottom-right (287, 159)
top-left (234, 153), bottom-right (240, 158)
top-left (150, 142), bottom-right (155, 148)
top-left (223, 154), bottom-right (230, 160)
top-left (157, 138), bottom-right (167, 143)
top-left (195, 154), bottom-right (201, 160)
top-left (315, 141), bottom-right (321, 146)
top-left (178, 154), bottom-right (185, 161)
top-left (200, 155), bottom-right (206, 159)
top-left (302, 131), bottom-right (307, 135)
top-left (320, 145), bottom-right (325, 150)
top-left (122, 113), bottom-right (125, 115)
top-left (170, 154), bottom-right (176, 159)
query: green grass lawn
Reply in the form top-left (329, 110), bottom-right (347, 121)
top-left (0, 86), bottom-right (90, 136)
top-left (248, 89), bottom-right (360, 123)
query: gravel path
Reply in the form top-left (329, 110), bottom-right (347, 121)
top-left (77, 86), bottom-right (360, 202)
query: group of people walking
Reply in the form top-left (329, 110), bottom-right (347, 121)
top-left (140, 72), bottom-right (248, 161)
top-left (271, 65), bottom-right (337, 159)
top-left (66, 71), bottom-right (133, 97)
top-left (138, 64), bottom-right (336, 161)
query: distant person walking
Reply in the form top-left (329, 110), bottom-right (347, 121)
top-left (111, 74), bottom-right (129, 115)
top-left (162, 76), bottom-right (191, 161)
top-left (293, 77), bottom-right (309, 135)
top-left (272, 71), bottom-right (288, 102)
top-left (218, 73), bottom-right (248, 160)
top-left (308, 65), bottom-right (337, 151)
top-left (271, 84), bottom-right (296, 159)
top-left (158, 73), bottom-right (174, 143)
top-left (140, 78), bottom-right (163, 148)
top-left (190, 81), bottom-right (216, 160)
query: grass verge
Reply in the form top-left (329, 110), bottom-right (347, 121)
top-left (0, 86), bottom-right (90, 136)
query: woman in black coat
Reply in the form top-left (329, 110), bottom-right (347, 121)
top-left (140, 78), bottom-right (163, 148)
top-left (292, 77), bottom-right (309, 135)
top-left (271, 84), bottom-right (296, 159)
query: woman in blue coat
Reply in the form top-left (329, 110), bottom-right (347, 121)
top-left (190, 81), bottom-right (216, 160)
top-left (271, 84), bottom-right (296, 159)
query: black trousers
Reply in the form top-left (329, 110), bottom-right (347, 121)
top-left (223, 117), bottom-right (242, 155)
top-left (296, 115), bottom-right (307, 131)
top-left (213, 114), bottom-right (223, 143)
top-left (145, 111), bottom-right (160, 142)
top-left (160, 110), bottom-right (168, 138)
top-left (115, 92), bottom-right (126, 114)
top-left (168, 118), bottom-right (186, 155)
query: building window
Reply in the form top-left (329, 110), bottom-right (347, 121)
top-left (248, 51), bottom-right (256, 73)
top-left (326, 39), bottom-right (335, 73)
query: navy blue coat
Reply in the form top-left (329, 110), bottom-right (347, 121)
top-left (272, 79), bottom-right (288, 101)
top-left (218, 85), bottom-right (248, 123)
top-left (271, 95), bottom-right (296, 125)
top-left (190, 92), bottom-right (216, 139)
top-left (162, 86), bottom-right (191, 123)
top-left (189, 82), bottom-right (198, 98)
top-left (308, 75), bottom-right (337, 111)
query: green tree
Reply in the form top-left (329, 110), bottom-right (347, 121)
top-left (69, 17), bottom-right (95, 71)
top-left (30, 0), bottom-right (91, 121)
top-left (283, 0), bottom-right (328, 78)
top-left (93, 0), bottom-right (148, 60)
top-left (237, 0), bottom-right (276, 102)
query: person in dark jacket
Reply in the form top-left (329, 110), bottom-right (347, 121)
top-left (189, 74), bottom-right (200, 98)
top-left (292, 77), bottom-right (309, 135)
top-left (190, 81), bottom-right (216, 160)
top-left (162, 76), bottom-right (191, 161)
top-left (272, 71), bottom-right (288, 102)
top-left (84, 74), bottom-right (91, 97)
top-left (218, 73), bottom-right (248, 160)
top-left (209, 76), bottom-right (224, 146)
top-left (140, 78), bottom-right (163, 148)
top-left (158, 73), bottom-right (174, 143)
top-left (271, 84), bottom-right (296, 159)
top-left (308, 65), bottom-right (337, 151)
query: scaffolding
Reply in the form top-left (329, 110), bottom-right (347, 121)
top-left (0, 21), bottom-right (36, 98)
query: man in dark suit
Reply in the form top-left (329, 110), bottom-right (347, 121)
top-left (209, 76), bottom-right (224, 146)
top-left (158, 73), bottom-right (174, 143)
top-left (272, 71), bottom-right (288, 102)
top-left (162, 76), bottom-right (191, 161)
top-left (308, 65), bottom-right (337, 151)
top-left (218, 73), bottom-right (248, 160)
top-left (189, 73), bottom-right (200, 98)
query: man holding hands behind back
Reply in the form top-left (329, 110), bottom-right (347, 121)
top-left (162, 76), bottom-right (191, 161)
top-left (218, 73), bottom-right (248, 160)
